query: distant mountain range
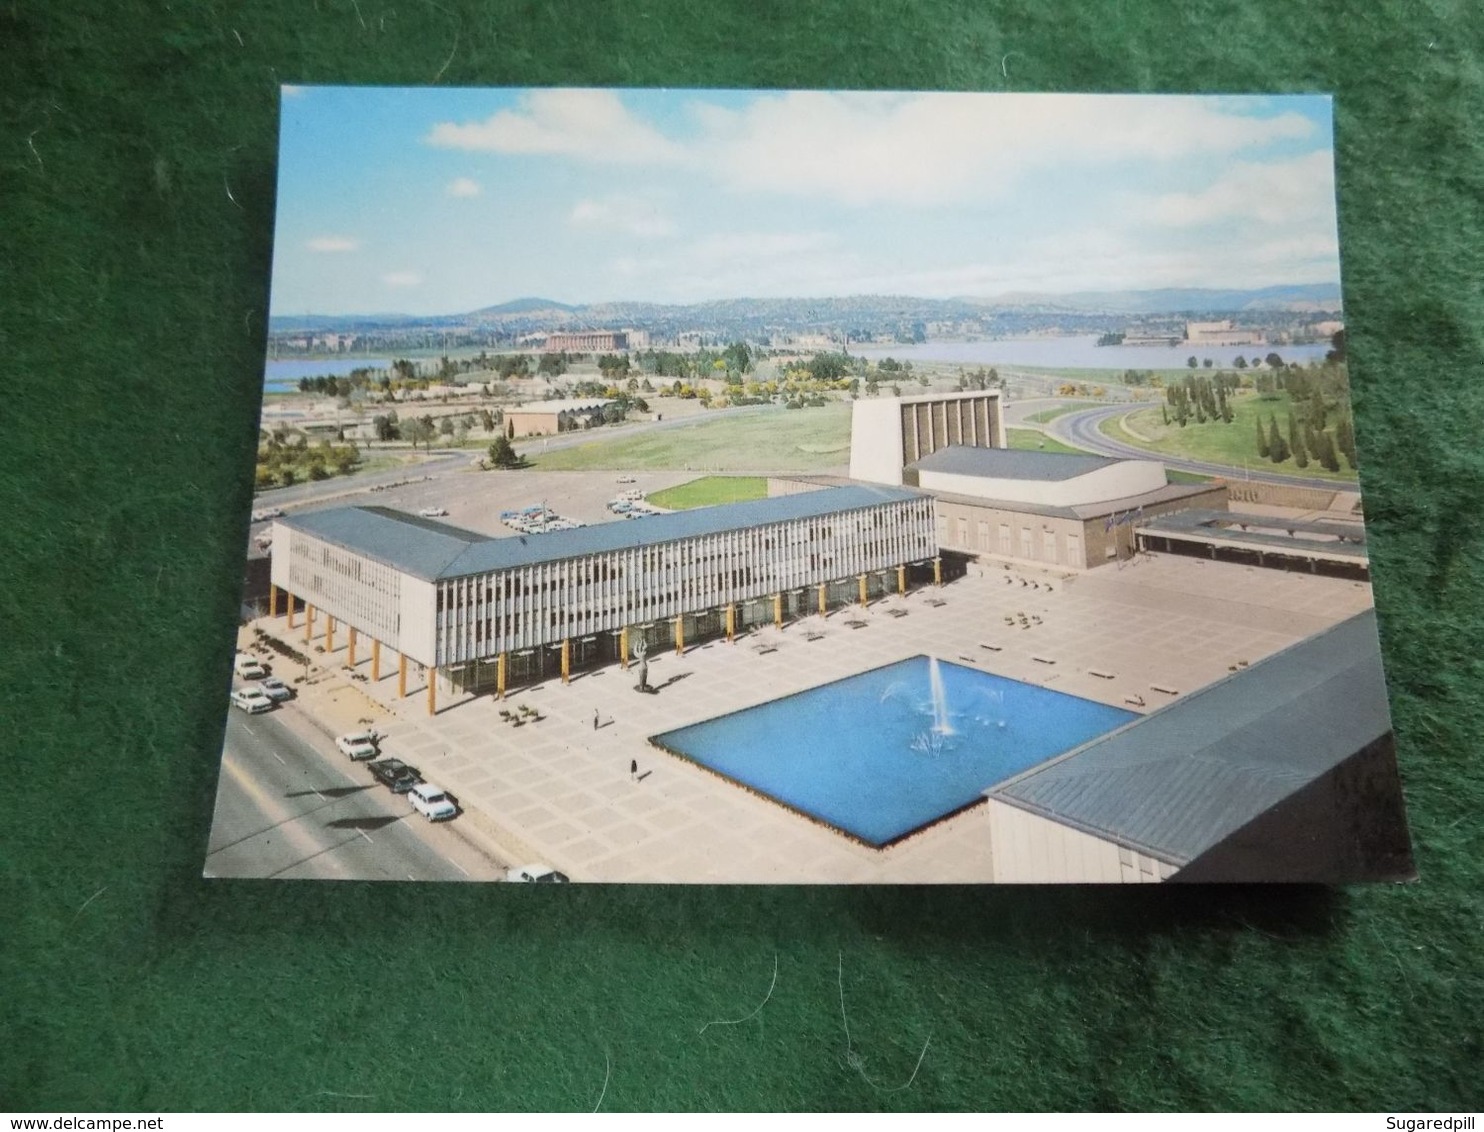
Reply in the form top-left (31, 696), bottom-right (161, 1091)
top-left (269, 285), bottom-right (1341, 336)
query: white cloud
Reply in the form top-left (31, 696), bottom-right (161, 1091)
top-left (381, 271), bottom-right (422, 287)
top-left (1141, 150), bottom-right (1337, 228)
top-left (569, 197), bottom-right (675, 237)
top-left (447, 177), bottom-right (481, 198)
top-left (688, 92), bottom-right (1318, 207)
top-left (426, 89), bottom-right (681, 164)
top-left (307, 235), bottom-right (359, 253)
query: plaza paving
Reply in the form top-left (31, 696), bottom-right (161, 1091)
top-left (242, 550), bottom-right (1376, 884)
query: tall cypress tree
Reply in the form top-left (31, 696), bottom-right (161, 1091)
top-left (1335, 415), bottom-right (1358, 470)
top-left (1255, 414), bottom-right (1270, 458)
top-left (1288, 413), bottom-right (1309, 468)
top-left (1268, 415), bottom-right (1289, 463)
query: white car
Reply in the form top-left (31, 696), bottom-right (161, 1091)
top-left (506, 865), bottom-right (570, 884)
top-left (409, 783), bottom-right (457, 822)
top-left (418, 507), bottom-right (448, 518)
top-left (233, 654), bottom-right (267, 680)
top-left (258, 676), bottom-right (293, 702)
top-left (250, 507), bottom-right (284, 523)
top-left (336, 732), bottom-right (380, 761)
top-left (230, 687), bottom-right (274, 714)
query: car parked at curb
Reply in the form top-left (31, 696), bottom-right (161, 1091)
top-left (409, 782), bottom-right (458, 821)
top-left (506, 865), bottom-right (570, 884)
top-left (234, 654), bottom-right (267, 680)
top-left (336, 731), bottom-right (380, 761)
top-left (418, 506), bottom-right (448, 518)
top-left (367, 757), bottom-right (422, 793)
top-left (258, 676), bottom-right (293, 702)
top-left (230, 687), bottom-right (274, 714)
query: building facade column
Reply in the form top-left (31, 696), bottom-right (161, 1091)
top-left (398, 654), bottom-right (407, 698)
top-left (371, 638), bottom-right (381, 681)
top-left (561, 638), bottom-right (571, 684)
top-left (674, 615), bottom-right (684, 656)
top-left (818, 583), bottom-right (828, 616)
top-left (348, 626), bottom-right (357, 667)
top-left (933, 557), bottom-right (943, 586)
top-left (726, 604), bottom-right (736, 642)
top-left (773, 593), bottom-right (783, 629)
top-left (427, 667), bottom-right (437, 715)
top-left (325, 615), bottom-right (335, 653)
top-left (619, 626), bottom-right (629, 669)
top-left (305, 604), bottom-right (315, 643)
top-left (269, 584), bottom-right (278, 618)
top-left (858, 574), bottom-right (868, 607)
top-left (496, 651), bottom-right (507, 699)
top-left (898, 565), bottom-right (907, 595)
top-left (286, 592), bottom-right (296, 629)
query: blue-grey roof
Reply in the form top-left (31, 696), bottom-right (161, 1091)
top-left (988, 610), bottom-right (1391, 865)
top-left (909, 445), bottom-right (1124, 481)
top-left (282, 484), bottom-right (924, 581)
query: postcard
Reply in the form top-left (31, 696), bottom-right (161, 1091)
top-left (206, 88), bottom-right (1414, 883)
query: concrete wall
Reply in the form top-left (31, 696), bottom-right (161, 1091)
top-left (919, 459), bottom-right (1165, 508)
top-left (850, 391), bottom-right (1004, 486)
top-left (987, 799), bottom-right (1179, 883)
top-left (929, 484), bottom-right (1229, 569)
top-left (848, 399), bottom-right (906, 485)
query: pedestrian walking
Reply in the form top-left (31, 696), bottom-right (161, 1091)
top-left (630, 758), bottom-right (638, 781)
top-left (593, 709), bottom-right (600, 731)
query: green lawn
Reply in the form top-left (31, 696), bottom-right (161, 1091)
top-left (1025, 400), bottom-right (1101, 424)
top-left (1006, 427), bottom-right (1090, 456)
top-left (648, 476), bottom-right (769, 510)
top-left (1102, 395), bottom-right (1360, 482)
top-left (529, 405), bottom-right (852, 472)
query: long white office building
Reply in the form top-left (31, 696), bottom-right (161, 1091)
top-left (268, 484), bottom-right (937, 710)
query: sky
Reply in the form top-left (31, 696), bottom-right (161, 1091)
top-left (269, 87), bottom-right (1341, 317)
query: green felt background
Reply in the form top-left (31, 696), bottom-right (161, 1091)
top-left (4, 0), bottom-right (1483, 1112)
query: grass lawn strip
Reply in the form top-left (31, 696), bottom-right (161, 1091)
top-left (530, 404), bottom-right (851, 472)
top-left (648, 476), bottom-right (770, 510)
top-left (1101, 397), bottom-right (1360, 484)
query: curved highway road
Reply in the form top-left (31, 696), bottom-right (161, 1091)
top-left (1044, 402), bottom-right (1356, 491)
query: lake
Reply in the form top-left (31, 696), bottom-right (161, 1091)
top-left (851, 336), bottom-right (1332, 371)
top-left (263, 357), bottom-right (395, 391)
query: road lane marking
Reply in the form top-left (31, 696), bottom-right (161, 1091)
top-left (273, 752), bottom-right (286, 765)
top-left (452, 861), bottom-right (470, 877)
top-left (359, 829), bottom-right (374, 843)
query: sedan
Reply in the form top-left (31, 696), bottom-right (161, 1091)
top-left (418, 507), bottom-right (449, 518)
top-left (336, 732), bottom-right (379, 761)
top-left (230, 687), bottom-right (274, 714)
top-left (258, 676), bottom-right (293, 702)
top-left (367, 757), bottom-right (423, 793)
top-left (409, 782), bottom-right (458, 821)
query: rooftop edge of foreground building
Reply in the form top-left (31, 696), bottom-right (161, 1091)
top-left (983, 608), bottom-right (1413, 884)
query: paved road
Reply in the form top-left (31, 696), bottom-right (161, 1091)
top-left (205, 701), bottom-right (506, 881)
top-left (1045, 402), bottom-right (1352, 490)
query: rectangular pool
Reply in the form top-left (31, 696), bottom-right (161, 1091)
top-left (651, 656), bottom-right (1138, 847)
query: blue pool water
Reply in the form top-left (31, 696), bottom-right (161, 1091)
top-left (652, 656), bottom-right (1138, 847)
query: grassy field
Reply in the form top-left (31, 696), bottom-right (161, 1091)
top-left (1103, 395), bottom-right (1360, 482)
top-left (529, 405), bottom-right (852, 472)
top-left (1006, 427), bottom-right (1090, 456)
top-left (1024, 401), bottom-right (1101, 424)
top-left (648, 476), bottom-right (769, 510)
